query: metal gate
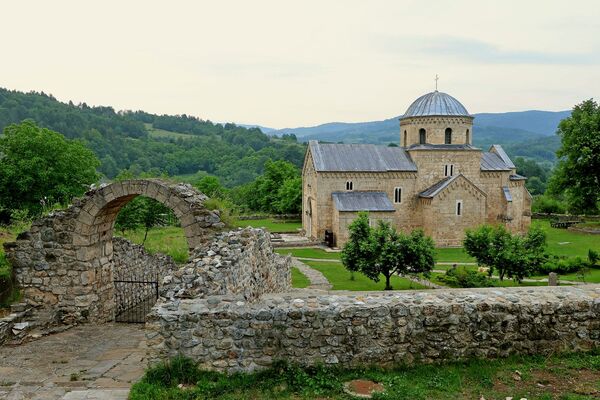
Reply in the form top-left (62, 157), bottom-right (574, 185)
top-left (114, 276), bottom-right (158, 323)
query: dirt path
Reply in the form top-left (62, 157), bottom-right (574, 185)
top-left (0, 323), bottom-right (146, 400)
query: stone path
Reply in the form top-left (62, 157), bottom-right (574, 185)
top-left (292, 259), bottom-right (332, 290)
top-left (0, 323), bottom-right (146, 400)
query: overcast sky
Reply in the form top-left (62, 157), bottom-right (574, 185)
top-left (2, 0), bottom-right (599, 128)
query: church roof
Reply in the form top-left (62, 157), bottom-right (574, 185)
top-left (480, 152), bottom-right (512, 171)
top-left (419, 175), bottom-right (458, 198)
top-left (402, 91), bottom-right (470, 118)
top-left (332, 191), bottom-right (395, 212)
top-left (309, 141), bottom-right (417, 172)
top-left (490, 145), bottom-right (516, 169)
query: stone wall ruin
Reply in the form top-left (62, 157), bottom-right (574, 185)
top-left (3, 180), bottom-right (225, 325)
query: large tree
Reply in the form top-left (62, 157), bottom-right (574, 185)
top-left (464, 224), bottom-right (547, 282)
top-left (0, 120), bottom-right (99, 219)
top-left (341, 214), bottom-right (436, 290)
top-left (549, 99), bottom-right (600, 214)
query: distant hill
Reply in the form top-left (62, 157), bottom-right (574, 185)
top-left (264, 110), bottom-right (571, 163)
top-left (0, 88), bottom-right (305, 186)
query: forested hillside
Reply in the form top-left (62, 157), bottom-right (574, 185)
top-left (0, 88), bottom-right (305, 186)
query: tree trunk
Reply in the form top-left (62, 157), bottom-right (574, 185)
top-left (384, 274), bottom-right (392, 290)
top-left (142, 227), bottom-right (149, 245)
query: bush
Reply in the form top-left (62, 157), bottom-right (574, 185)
top-left (437, 267), bottom-right (494, 288)
top-left (532, 195), bottom-right (567, 214)
top-left (535, 256), bottom-right (589, 275)
top-left (143, 356), bottom-right (205, 387)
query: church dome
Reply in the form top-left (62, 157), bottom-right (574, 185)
top-left (402, 91), bottom-right (470, 118)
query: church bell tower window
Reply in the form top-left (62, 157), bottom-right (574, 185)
top-left (419, 128), bottom-right (426, 144)
top-left (345, 181), bottom-right (353, 191)
top-left (394, 187), bottom-right (402, 203)
top-left (445, 128), bottom-right (452, 144)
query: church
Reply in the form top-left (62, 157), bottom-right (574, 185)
top-left (301, 89), bottom-right (532, 247)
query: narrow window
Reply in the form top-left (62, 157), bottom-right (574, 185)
top-left (456, 200), bottom-right (462, 216)
top-left (445, 164), bottom-right (454, 177)
top-left (419, 128), bottom-right (426, 144)
top-left (450, 165), bottom-right (454, 176)
top-left (444, 165), bottom-right (448, 177)
top-left (466, 129), bottom-right (470, 144)
top-left (445, 128), bottom-right (452, 144)
top-left (345, 181), bottom-right (353, 191)
top-left (394, 187), bottom-right (402, 203)
top-left (403, 130), bottom-right (407, 147)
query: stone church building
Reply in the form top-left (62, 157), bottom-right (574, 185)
top-left (302, 90), bottom-right (532, 247)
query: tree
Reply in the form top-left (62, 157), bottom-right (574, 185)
top-left (0, 121), bottom-right (99, 219)
top-left (275, 177), bottom-right (302, 214)
top-left (464, 225), bottom-right (547, 282)
top-left (549, 99), bottom-right (600, 214)
top-left (194, 176), bottom-right (226, 198)
top-left (341, 215), bottom-right (435, 290)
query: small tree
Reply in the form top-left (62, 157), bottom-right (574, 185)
top-left (464, 224), bottom-right (547, 282)
top-left (342, 215), bottom-right (435, 290)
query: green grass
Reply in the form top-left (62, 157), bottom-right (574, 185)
top-left (276, 247), bottom-right (341, 260)
top-left (233, 218), bottom-right (302, 233)
top-left (130, 351), bottom-right (600, 399)
top-left (291, 267), bottom-right (311, 288)
top-left (534, 219), bottom-right (600, 259)
top-left (119, 226), bottom-right (189, 263)
top-left (531, 267), bottom-right (600, 283)
top-left (434, 247), bottom-right (475, 263)
top-left (303, 260), bottom-right (426, 291)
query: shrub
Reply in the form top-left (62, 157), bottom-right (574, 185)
top-left (143, 355), bottom-right (205, 387)
top-left (532, 195), bottom-right (567, 214)
top-left (535, 256), bottom-right (589, 275)
top-left (437, 267), bottom-right (494, 288)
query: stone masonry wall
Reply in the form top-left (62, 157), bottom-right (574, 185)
top-left (146, 286), bottom-right (600, 372)
top-left (161, 228), bottom-right (291, 301)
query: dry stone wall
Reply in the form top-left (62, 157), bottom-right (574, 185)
top-left (161, 228), bottom-right (291, 301)
top-left (146, 285), bottom-right (600, 372)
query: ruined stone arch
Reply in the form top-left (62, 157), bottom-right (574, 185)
top-left (4, 179), bottom-right (224, 324)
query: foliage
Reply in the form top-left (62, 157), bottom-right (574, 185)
top-left (232, 160), bottom-right (302, 214)
top-left (130, 352), bottom-right (600, 400)
top-left (437, 266), bottom-right (494, 288)
top-left (194, 176), bottom-right (226, 198)
top-left (0, 121), bottom-right (100, 221)
top-left (0, 88), bottom-right (306, 186)
top-left (549, 99), bottom-right (600, 214)
top-left (514, 157), bottom-right (551, 194)
top-left (115, 196), bottom-right (173, 244)
top-left (532, 194), bottom-right (567, 214)
top-left (119, 226), bottom-right (188, 263)
top-left (341, 214), bottom-right (435, 290)
top-left (464, 225), bottom-right (547, 282)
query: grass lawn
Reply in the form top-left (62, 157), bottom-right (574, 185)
top-left (291, 267), bottom-right (311, 288)
top-left (130, 351), bottom-right (600, 399)
top-left (119, 226), bottom-right (189, 263)
top-left (534, 219), bottom-right (600, 259)
top-left (434, 247), bottom-right (475, 263)
top-left (234, 218), bottom-right (302, 233)
top-left (531, 267), bottom-right (600, 283)
top-left (303, 260), bottom-right (426, 291)
top-left (276, 247), bottom-right (341, 260)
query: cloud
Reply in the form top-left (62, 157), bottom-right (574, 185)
top-left (378, 35), bottom-right (600, 65)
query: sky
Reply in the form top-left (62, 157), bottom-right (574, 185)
top-left (1, 0), bottom-right (599, 128)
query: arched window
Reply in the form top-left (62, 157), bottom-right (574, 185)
top-left (456, 200), bottom-right (463, 216)
top-left (419, 128), bottom-right (426, 144)
top-left (403, 130), bottom-right (407, 147)
top-left (345, 181), bottom-right (353, 191)
top-left (445, 128), bottom-right (452, 144)
top-left (466, 129), bottom-right (470, 144)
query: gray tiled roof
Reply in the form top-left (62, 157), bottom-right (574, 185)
top-left (402, 91), bottom-right (471, 118)
top-left (419, 175), bottom-right (459, 198)
top-left (490, 145), bottom-right (515, 169)
top-left (480, 152), bottom-right (512, 171)
top-left (309, 141), bottom-right (417, 172)
top-left (332, 191), bottom-right (395, 212)
top-left (509, 174), bottom-right (527, 181)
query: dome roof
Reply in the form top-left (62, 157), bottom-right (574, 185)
top-left (402, 91), bottom-right (470, 118)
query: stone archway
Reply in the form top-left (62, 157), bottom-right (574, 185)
top-left (4, 180), bottom-right (224, 325)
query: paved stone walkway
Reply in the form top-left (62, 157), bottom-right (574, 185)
top-left (0, 323), bottom-right (146, 400)
top-left (292, 259), bottom-right (332, 290)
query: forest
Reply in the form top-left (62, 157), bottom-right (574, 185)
top-left (0, 88), bottom-right (306, 187)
